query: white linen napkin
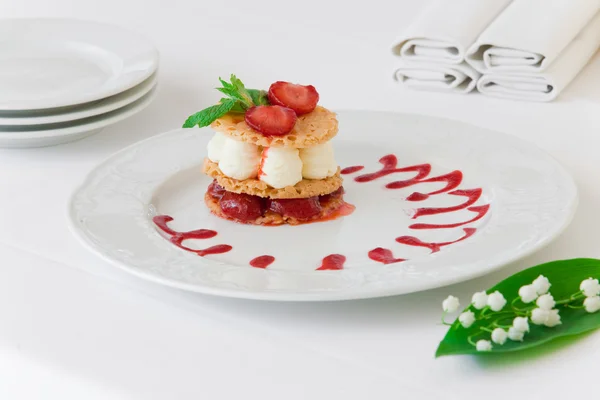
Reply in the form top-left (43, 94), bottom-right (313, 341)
top-left (392, 0), bottom-right (512, 64)
top-left (466, 0), bottom-right (600, 73)
top-left (476, 12), bottom-right (600, 101)
top-left (393, 61), bottom-right (481, 94)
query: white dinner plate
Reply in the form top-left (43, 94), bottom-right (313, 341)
top-left (0, 72), bottom-right (157, 126)
top-left (69, 111), bottom-right (578, 301)
top-left (0, 87), bottom-right (157, 148)
top-left (0, 18), bottom-right (158, 111)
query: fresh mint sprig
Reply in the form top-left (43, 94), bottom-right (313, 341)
top-left (182, 75), bottom-right (269, 128)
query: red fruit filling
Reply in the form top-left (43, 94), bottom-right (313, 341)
top-left (268, 197), bottom-right (322, 220)
top-left (211, 185), bottom-right (345, 222)
top-left (207, 180), bottom-right (226, 199)
top-left (268, 81), bottom-right (319, 115)
top-left (244, 105), bottom-right (297, 136)
top-left (319, 186), bottom-right (345, 205)
top-left (219, 191), bottom-right (265, 222)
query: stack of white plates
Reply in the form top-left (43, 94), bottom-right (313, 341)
top-left (0, 19), bottom-right (159, 148)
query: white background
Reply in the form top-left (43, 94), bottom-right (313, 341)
top-left (1, 0), bottom-right (600, 399)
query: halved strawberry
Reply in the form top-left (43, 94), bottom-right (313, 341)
top-left (245, 105), bottom-right (297, 136)
top-left (268, 81), bottom-right (319, 115)
top-left (219, 191), bottom-right (265, 222)
top-left (268, 197), bottom-right (322, 220)
top-left (207, 180), bottom-right (226, 199)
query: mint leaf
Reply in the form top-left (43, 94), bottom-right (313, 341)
top-left (228, 74), bottom-right (254, 107)
top-left (182, 75), bottom-right (267, 128)
top-left (247, 89), bottom-right (269, 106)
top-left (182, 98), bottom-right (237, 128)
top-left (220, 98), bottom-right (246, 113)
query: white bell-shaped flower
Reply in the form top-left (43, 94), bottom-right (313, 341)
top-left (580, 278), bottom-right (600, 298)
top-left (471, 291), bottom-right (488, 310)
top-left (491, 328), bottom-right (508, 345)
top-left (512, 317), bottom-right (530, 333)
top-left (508, 327), bottom-right (525, 342)
top-left (476, 340), bottom-right (493, 352)
top-left (458, 311), bottom-right (476, 328)
top-left (584, 296), bottom-right (600, 313)
top-left (531, 308), bottom-right (549, 325)
top-left (442, 295), bottom-right (460, 313)
top-left (487, 291), bottom-right (507, 312)
top-left (532, 275), bottom-right (551, 295)
top-left (544, 309), bottom-right (561, 328)
top-left (518, 284), bottom-right (538, 303)
top-left (536, 294), bottom-right (556, 310)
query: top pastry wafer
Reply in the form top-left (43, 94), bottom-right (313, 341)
top-left (210, 106), bottom-right (338, 149)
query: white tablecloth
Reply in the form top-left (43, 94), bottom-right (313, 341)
top-left (1, 1), bottom-right (600, 398)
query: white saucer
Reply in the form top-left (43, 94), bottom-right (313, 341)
top-left (0, 72), bottom-right (158, 126)
top-left (0, 19), bottom-right (158, 111)
top-left (0, 87), bottom-right (157, 148)
top-left (69, 111), bottom-right (578, 301)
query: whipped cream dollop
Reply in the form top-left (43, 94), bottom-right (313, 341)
top-left (299, 142), bottom-right (337, 179)
top-left (217, 136), bottom-right (261, 180)
top-left (207, 132), bottom-right (228, 162)
top-left (258, 147), bottom-right (303, 189)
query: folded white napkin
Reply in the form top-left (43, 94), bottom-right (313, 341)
top-left (393, 61), bottom-right (481, 94)
top-left (477, 12), bottom-right (600, 101)
top-left (466, 0), bottom-right (600, 73)
top-left (392, 0), bottom-right (512, 64)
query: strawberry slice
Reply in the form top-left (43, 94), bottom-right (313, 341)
top-left (268, 81), bottom-right (319, 115)
top-left (245, 105), bottom-right (297, 136)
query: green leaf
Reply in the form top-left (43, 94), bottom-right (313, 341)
top-left (220, 98), bottom-right (246, 113)
top-left (228, 74), bottom-right (254, 107)
top-left (436, 258), bottom-right (600, 357)
top-left (182, 98), bottom-right (237, 128)
top-left (247, 89), bottom-right (269, 106)
top-left (182, 75), bottom-right (267, 127)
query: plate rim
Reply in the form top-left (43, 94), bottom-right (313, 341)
top-left (0, 86), bottom-right (157, 140)
top-left (0, 18), bottom-right (159, 111)
top-left (68, 111), bottom-right (579, 301)
top-left (0, 72), bottom-right (158, 126)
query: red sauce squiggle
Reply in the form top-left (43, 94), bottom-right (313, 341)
top-left (250, 255), bottom-right (275, 269)
top-left (413, 189), bottom-right (482, 219)
top-left (409, 205), bottom-right (490, 230)
top-left (153, 215), bottom-right (231, 257)
top-left (197, 245), bottom-right (233, 256)
top-left (355, 155), bottom-right (431, 184)
top-left (340, 165), bottom-right (365, 174)
top-left (368, 248), bottom-right (406, 264)
top-left (396, 228), bottom-right (476, 253)
top-left (317, 254), bottom-right (346, 270)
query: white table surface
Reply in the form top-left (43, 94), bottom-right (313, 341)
top-left (2, 1), bottom-right (600, 399)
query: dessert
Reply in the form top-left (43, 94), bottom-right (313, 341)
top-left (183, 75), bottom-right (351, 225)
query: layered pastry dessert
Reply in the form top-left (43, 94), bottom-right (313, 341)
top-left (183, 75), bottom-right (350, 225)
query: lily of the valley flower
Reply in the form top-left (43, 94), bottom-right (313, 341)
top-left (476, 340), bottom-right (493, 352)
top-left (442, 295), bottom-right (460, 313)
top-left (532, 275), bottom-right (551, 295)
top-left (512, 317), bottom-right (530, 333)
top-left (536, 294), bottom-right (556, 310)
top-left (471, 291), bottom-right (488, 310)
top-left (491, 328), bottom-right (508, 345)
top-left (458, 311), bottom-right (476, 328)
top-left (584, 296), bottom-right (600, 313)
top-left (487, 291), bottom-right (507, 311)
top-left (518, 284), bottom-right (538, 303)
top-left (580, 278), bottom-right (600, 298)
top-left (545, 309), bottom-right (562, 327)
top-left (508, 327), bottom-right (525, 342)
top-left (531, 308), bottom-right (550, 325)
